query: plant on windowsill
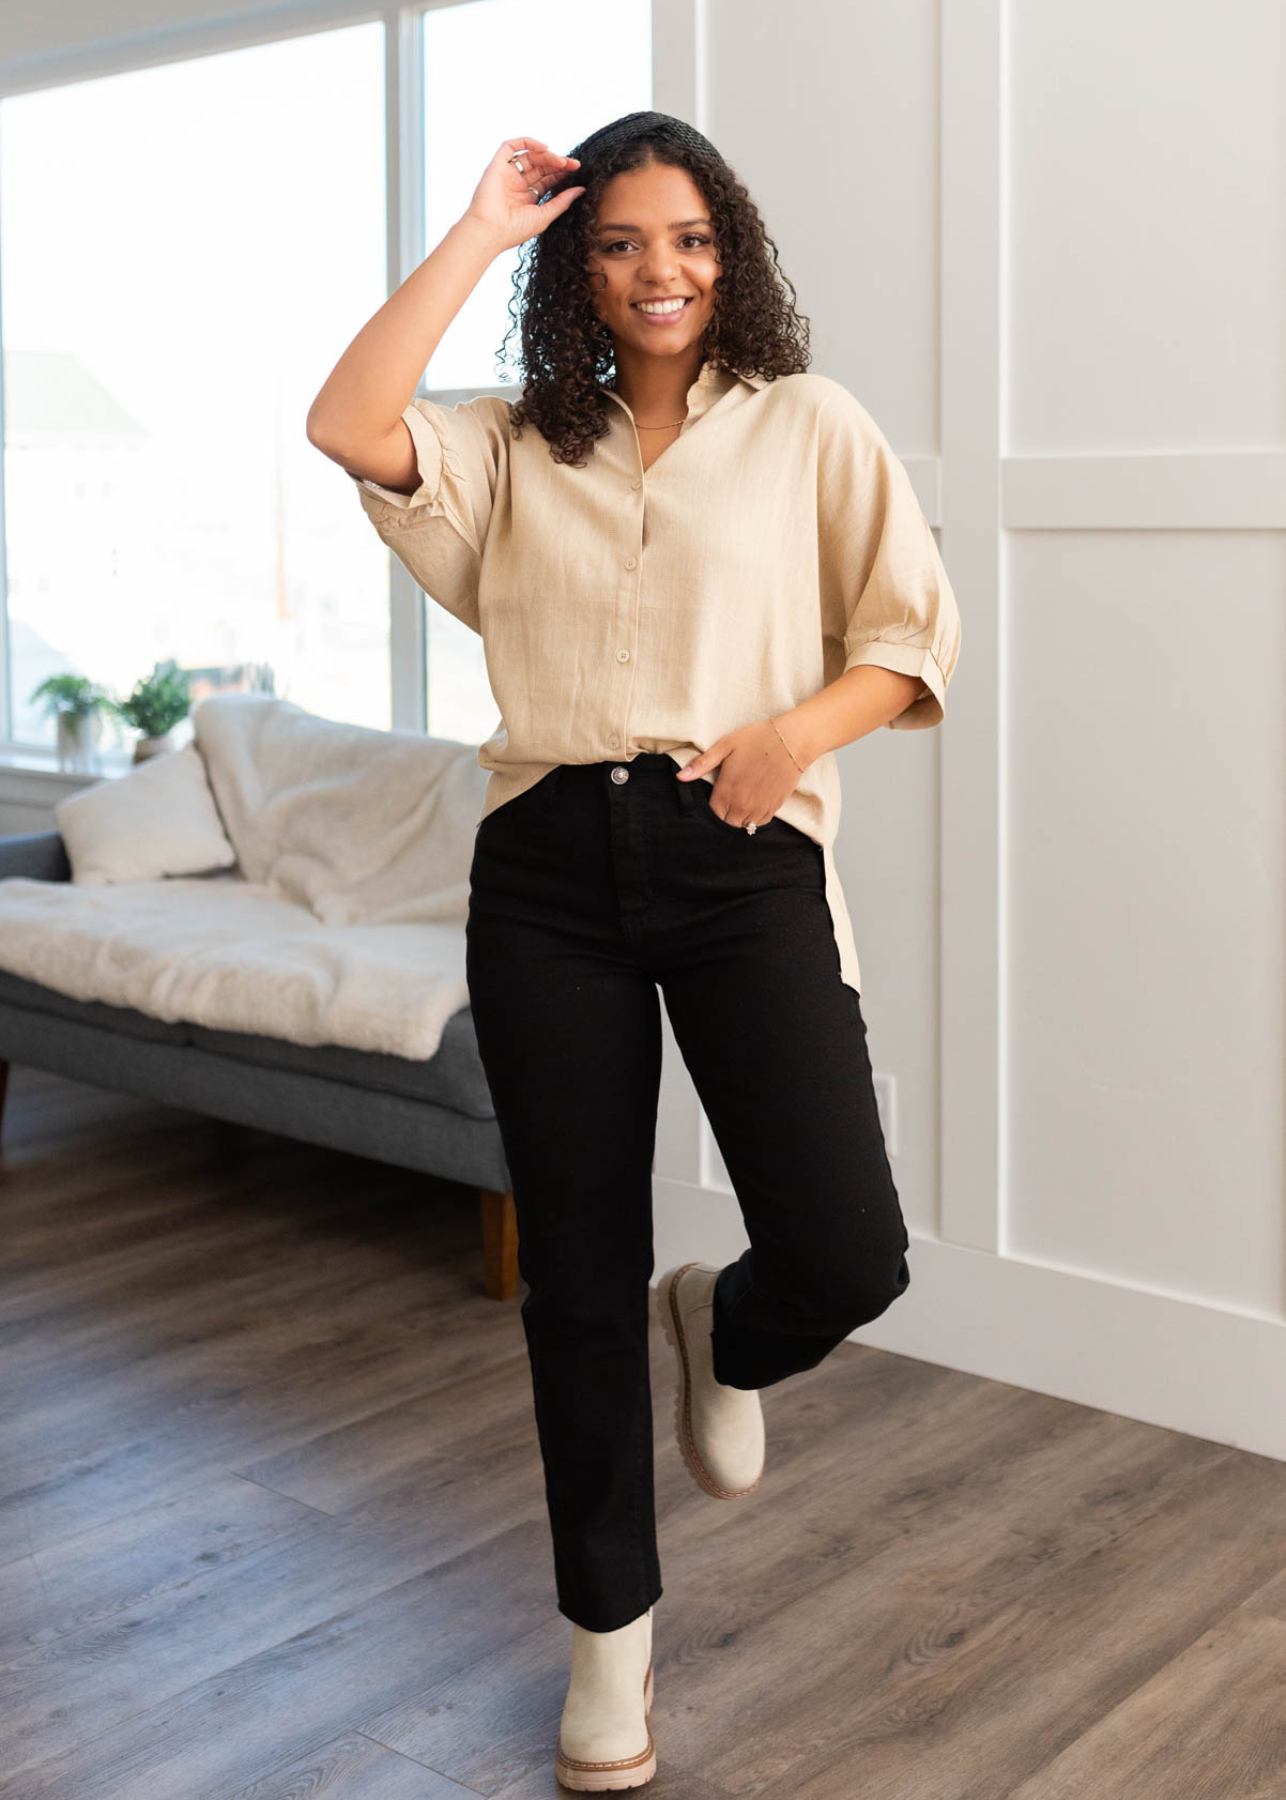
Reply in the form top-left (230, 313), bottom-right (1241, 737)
top-left (29, 673), bottom-right (116, 773)
top-left (105, 660), bottom-right (193, 764)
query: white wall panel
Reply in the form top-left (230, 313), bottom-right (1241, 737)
top-left (1006, 527), bottom-right (1286, 1314)
top-left (704, 0), bottom-right (942, 452)
top-left (1007, 0), bottom-right (1286, 452)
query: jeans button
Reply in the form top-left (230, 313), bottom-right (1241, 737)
top-left (610, 765), bottom-right (629, 784)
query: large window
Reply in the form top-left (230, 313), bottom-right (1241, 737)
top-left (0, 0), bottom-right (652, 760)
top-left (1, 25), bottom-right (389, 749)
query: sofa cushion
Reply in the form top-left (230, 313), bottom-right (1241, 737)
top-left (185, 1003), bottom-right (494, 1115)
top-left (0, 873), bottom-right (469, 1063)
top-left (0, 967), bottom-right (491, 1116)
top-left (0, 968), bottom-right (192, 1044)
top-left (53, 741), bottom-right (238, 885)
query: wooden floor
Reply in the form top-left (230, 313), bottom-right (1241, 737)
top-left (3, 1066), bottom-right (1286, 1800)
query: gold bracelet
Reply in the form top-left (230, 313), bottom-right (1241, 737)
top-left (770, 716), bottom-right (804, 772)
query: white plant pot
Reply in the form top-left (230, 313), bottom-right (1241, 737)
top-left (56, 710), bottom-right (103, 772)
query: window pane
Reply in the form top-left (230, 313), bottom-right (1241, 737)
top-left (419, 0), bottom-right (651, 744)
top-left (1, 25), bottom-right (390, 750)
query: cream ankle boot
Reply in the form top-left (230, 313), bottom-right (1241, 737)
top-left (657, 1261), bottom-right (765, 1499)
top-left (555, 1604), bottom-right (655, 1791)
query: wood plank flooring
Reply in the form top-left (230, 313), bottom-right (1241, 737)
top-left (2, 1064), bottom-right (1284, 1798)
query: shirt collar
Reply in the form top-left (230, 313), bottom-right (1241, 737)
top-left (600, 358), bottom-right (767, 426)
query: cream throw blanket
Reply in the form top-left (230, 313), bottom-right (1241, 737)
top-left (0, 695), bottom-right (492, 1061)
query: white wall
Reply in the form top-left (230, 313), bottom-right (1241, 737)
top-left (652, 0), bottom-right (1286, 1462)
top-left (4, 0), bottom-right (1284, 1457)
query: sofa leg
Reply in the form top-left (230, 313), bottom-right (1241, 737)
top-left (480, 1187), bottom-right (519, 1300)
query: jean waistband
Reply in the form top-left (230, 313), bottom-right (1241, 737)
top-left (548, 754), bottom-right (701, 813)
top-left (552, 752), bottom-right (683, 784)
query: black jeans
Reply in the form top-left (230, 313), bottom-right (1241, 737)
top-left (464, 753), bottom-right (911, 1632)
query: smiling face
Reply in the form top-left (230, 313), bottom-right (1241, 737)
top-left (585, 161), bottom-right (720, 364)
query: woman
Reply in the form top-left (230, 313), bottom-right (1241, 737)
top-left (308, 110), bottom-right (960, 1791)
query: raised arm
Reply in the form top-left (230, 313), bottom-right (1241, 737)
top-left (305, 136), bottom-right (585, 492)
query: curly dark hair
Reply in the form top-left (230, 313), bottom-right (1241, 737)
top-left (495, 110), bottom-right (812, 468)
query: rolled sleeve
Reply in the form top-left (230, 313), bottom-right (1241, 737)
top-left (841, 633), bottom-right (949, 730)
top-left (353, 401), bottom-right (448, 516)
top-left (347, 394), bottom-right (511, 637)
top-left (818, 390), bottom-right (961, 731)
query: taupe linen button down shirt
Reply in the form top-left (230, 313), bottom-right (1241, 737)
top-left (351, 358), bottom-right (961, 996)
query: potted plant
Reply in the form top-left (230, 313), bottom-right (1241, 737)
top-left (107, 660), bottom-right (193, 763)
top-left (29, 673), bottom-right (115, 771)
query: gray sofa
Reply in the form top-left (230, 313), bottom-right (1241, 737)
top-left (0, 828), bottom-right (519, 1300)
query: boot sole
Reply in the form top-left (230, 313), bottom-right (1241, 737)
top-left (554, 1662), bottom-right (656, 1789)
top-left (657, 1262), bottom-right (763, 1502)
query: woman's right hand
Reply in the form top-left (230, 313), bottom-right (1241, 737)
top-left (463, 137), bottom-right (586, 252)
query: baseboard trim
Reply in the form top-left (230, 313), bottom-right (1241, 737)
top-left (652, 1177), bottom-right (1286, 1462)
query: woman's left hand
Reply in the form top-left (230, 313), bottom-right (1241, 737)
top-left (676, 719), bottom-right (806, 828)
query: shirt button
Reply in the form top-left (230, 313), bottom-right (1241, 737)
top-left (630, 478), bottom-right (641, 490)
top-left (610, 765), bottom-right (629, 784)
top-left (616, 649), bottom-right (630, 663)
top-left (624, 555), bottom-right (637, 569)
top-left (608, 735), bottom-right (619, 747)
